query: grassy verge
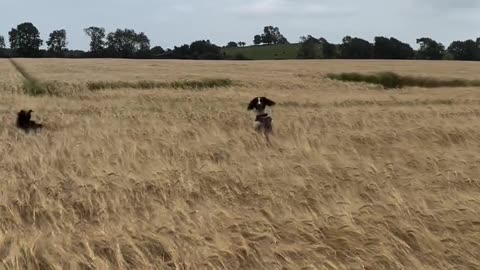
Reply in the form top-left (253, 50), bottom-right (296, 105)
top-left (326, 72), bottom-right (480, 89)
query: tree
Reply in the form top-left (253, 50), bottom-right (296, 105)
top-left (447, 41), bottom-right (466, 60)
top-left (106, 29), bottom-right (136, 57)
top-left (374, 36), bottom-right (393, 59)
top-left (447, 39), bottom-right (480, 61)
top-left (298, 36), bottom-right (338, 59)
top-left (135, 32), bottom-right (151, 58)
top-left (318, 38), bottom-right (338, 59)
top-left (390, 37), bottom-right (414, 59)
top-left (170, 40), bottom-right (223, 59)
top-left (150, 46), bottom-right (165, 58)
top-left (0, 36), bottom-right (5, 58)
top-left (136, 32), bottom-right (150, 52)
top-left (64, 50), bottom-right (87, 58)
top-left (189, 40), bottom-right (222, 59)
top-left (47, 29), bottom-right (68, 56)
top-left (297, 35), bottom-right (322, 59)
top-left (106, 28), bottom-right (151, 58)
top-left (277, 36), bottom-right (289, 44)
top-left (171, 44), bottom-right (191, 59)
top-left (262, 26), bottom-right (276, 44)
top-left (374, 36), bottom-right (414, 59)
top-left (226, 41), bottom-right (238, 48)
top-left (84, 26), bottom-right (106, 54)
top-left (340, 36), bottom-right (373, 59)
top-left (238, 41), bottom-right (246, 47)
top-left (261, 26), bottom-right (288, 45)
top-left (9, 22), bottom-right (43, 57)
top-left (416, 38), bottom-right (445, 60)
top-left (254, 35), bottom-right (262, 45)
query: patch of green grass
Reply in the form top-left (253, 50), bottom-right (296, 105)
top-left (223, 44), bottom-right (301, 60)
top-left (21, 78), bottom-right (48, 96)
top-left (85, 78), bottom-right (234, 91)
top-left (333, 99), bottom-right (456, 107)
top-left (169, 78), bottom-right (233, 89)
top-left (326, 72), bottom-right (480, 89)
top-left (20, 78), bottom-right (234, 96)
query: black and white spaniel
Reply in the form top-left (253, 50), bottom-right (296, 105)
top-left (247, 97), bottom-right (276, 135)
top-left (16, 110), bottom-right (43, 133)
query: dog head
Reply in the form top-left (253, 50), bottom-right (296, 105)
top-left (17, 110), bottom-right (32, 124)
top-left (247, 97), bottom-right (276, 113)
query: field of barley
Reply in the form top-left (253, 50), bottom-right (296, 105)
top-left (1, 58), bottom-right (480, 269)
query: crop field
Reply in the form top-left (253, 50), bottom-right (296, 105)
top-left (1, 59), bottom-right (480, 269)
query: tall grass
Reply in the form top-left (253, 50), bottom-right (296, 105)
top-left (327, 71), bottom-right (480, 89)
top-left (2, 59), bottom-right (480, 269)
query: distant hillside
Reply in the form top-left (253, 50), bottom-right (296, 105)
top-left (223, 44), bottom-right (301, 60)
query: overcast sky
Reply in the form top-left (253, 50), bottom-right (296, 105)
top-left (1, 0), bottom-right (479, 50)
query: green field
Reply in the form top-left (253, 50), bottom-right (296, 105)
top-left (223, 43), bottom-right (301, 60)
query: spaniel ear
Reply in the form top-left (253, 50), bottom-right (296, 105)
top-left (247, 97), bottom-right (258, 110)
top-left (26, 110), bottom-right (33, 120)
top-left (262, 97), bottom-right (276, 107)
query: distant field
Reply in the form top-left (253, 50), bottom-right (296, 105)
top-left (223, 43), bottom-right (301, 60)
top-left (1, 59), bottom-right (480, 269)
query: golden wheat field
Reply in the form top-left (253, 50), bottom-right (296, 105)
top-left (1, 58), bottom-right (480, 269)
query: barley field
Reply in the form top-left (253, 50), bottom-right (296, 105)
top-left (1, 59), bottom-right (480, 269)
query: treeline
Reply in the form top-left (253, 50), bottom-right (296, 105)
top-left (1, 22), bottom-right (480, 61)
top-left (297, 35), bottom-right (480, 61)
top-left (0, 22), bottom-right (227, 60)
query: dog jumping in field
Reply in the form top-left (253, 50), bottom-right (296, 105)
top-left (16, 110), bottom-right (43, 133)
top-left (247, 97), bottom-right (276, 138)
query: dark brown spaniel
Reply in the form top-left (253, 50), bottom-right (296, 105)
top-left (16, 110), bottom-right (43, 133)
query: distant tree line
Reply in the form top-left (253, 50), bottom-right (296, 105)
top-left (1, 22), bottom-right (480, 61)
top-left (298, 35), bottom-right (480, 61)
top-left (0, 22), bottom-right (226, 60)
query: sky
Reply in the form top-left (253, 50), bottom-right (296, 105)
top-left (1, 0), bottom-right (479, 50)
